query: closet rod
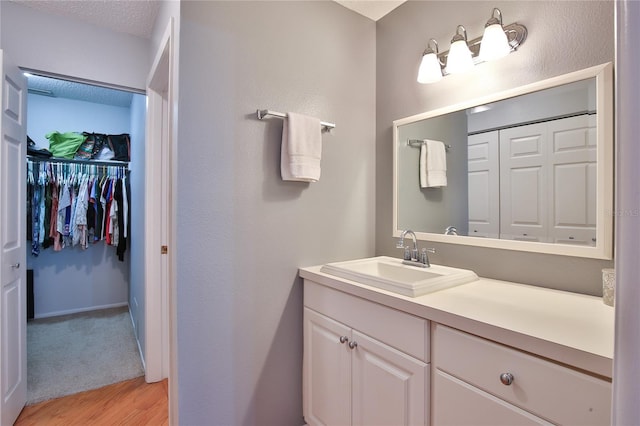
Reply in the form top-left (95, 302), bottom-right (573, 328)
top-left (27, 156), bottom-right (129, 168)
top-left (407, 139), bottom-right (452, 151)
top-left (256, 109), bottom-right (336, 131)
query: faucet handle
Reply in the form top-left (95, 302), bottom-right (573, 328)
top-left (420, 248), bottom-right (436, 266)
top-left (403, 246), bottom-right (412, 261)
top-left (396, 240), bottom-right (405, 249)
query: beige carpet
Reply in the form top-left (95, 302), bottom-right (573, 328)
top-left (27, 306), bottom-right (144, 405)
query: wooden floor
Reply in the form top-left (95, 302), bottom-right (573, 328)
top-left (15, 377), bottom-right (168, 426)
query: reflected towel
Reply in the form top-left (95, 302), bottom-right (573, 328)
top-left (281, 112), bottom-right (322, 182)
top-left (420, 139), bottom-right (447, 188)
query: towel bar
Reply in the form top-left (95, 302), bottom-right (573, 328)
top-left (407, 139), bottom-right (451, 151)
top-left (257, 109), bottom-right (335, 131)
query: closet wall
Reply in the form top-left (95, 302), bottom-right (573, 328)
top-left (26, 91), bottom-right (145, 318)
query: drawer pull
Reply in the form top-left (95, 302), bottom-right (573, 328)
top-left (339, 336), bottom-right (349, 344)
top-left (500, 372), bottom-right (514, 386)
top-left (348, 341), bottom-right (358, 350)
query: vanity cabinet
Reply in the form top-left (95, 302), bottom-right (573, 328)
top-left (431, 324), bottom-right (611, 425)
top-left (300, 262), bottom-right (614, 426)
top-left (303, 281), bottom-right (429, 426)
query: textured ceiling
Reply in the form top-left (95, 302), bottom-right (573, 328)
top-left (10, 0), bottom-right (160, 39)
top-left (26, 73), bottom-right (134, 108)
top-left (334, 0), bottom-right (405, 21)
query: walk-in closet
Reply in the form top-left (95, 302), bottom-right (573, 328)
top-left (24, 73), bottom-right (146, 404)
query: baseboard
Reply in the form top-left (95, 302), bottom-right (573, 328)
top-left (33, 302), bottom-right (129, 320)
top-left (129, 308), bottom-right (147, 373)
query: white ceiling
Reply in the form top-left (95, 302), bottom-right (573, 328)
top-left (335, 0), bottom-right (405, 21)
top-left (26, 73), bottom-right (134, 107)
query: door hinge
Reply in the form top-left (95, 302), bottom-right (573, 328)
top-left (161, 245), bottom-right (168, 254)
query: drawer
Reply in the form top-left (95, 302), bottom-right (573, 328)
top-left (432, 324), bottom-right (611, 425)
top-left (432, 368), bottom-right (552, 426)
top-left (304, 280), bottom-right (429, 362)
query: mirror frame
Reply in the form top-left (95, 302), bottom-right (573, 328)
top-left (393, 62), bottom-right (613, 259)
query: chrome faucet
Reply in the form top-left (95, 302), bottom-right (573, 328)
top-left (396, 230), bottom-right (435, 268)
top-left (445, 226), bottom-right (458, 235)
top-left (396, 229), bottom-right (419, 261)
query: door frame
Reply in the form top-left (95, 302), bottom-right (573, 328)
top-left (145, 18), bottom-right (177, 421)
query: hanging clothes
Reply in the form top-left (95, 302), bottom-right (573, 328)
top-left (26, 158), bottom-right (130, 261)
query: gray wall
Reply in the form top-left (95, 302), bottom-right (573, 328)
top-left (0, 1), bottom-right (149, 91)
top-left (176, 1), bottom-right (375, 424)
top-left (376, 1), bottom-right (614, 295)
top-left (397, 111), bottom-right (469, 235)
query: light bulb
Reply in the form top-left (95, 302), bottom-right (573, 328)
top-left (445, 38), bottom-right (474, 74)
top-left (417, 52), bottom-right (442, 84)
top-left (479, 9), bottom-right (511, 61)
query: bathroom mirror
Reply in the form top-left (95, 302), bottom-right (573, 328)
top-left (393, 63), bottom-right (613, 259)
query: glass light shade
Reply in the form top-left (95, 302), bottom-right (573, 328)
top-left (445, 39), bottom-right (474, 74)
top-left (417, 52), bottom-right (442, 84)
top-left (479, 23), bottom-right (511, 61)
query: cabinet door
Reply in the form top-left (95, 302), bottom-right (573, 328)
top-left (303, 308), bottom-right (352, 426)
top-left (351, 330), bottom-right (427, 426)
top-left (432, 369), bottom-right (553, 426)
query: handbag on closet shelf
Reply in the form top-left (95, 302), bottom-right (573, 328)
top-left (108, 133), bottom-right (130, 162)
top-left (90, 133), bottom-right (109, 159)
top-left (74, 133), bottom-right (95, 160)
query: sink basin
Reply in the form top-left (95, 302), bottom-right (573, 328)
top-left (320, 256), bottom-right (478, 297)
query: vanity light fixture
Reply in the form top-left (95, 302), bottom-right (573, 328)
top-left (417, 8), bottom-right (527, 84)
top-left (479, 8), bottom-right (511, 61)
top-left (417, 39), bottom-right (443, 84)
top-left (445, 25), bottom-right (474, 75)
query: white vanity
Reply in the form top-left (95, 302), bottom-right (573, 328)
top-left (300, 257), bottom-right (613, 425)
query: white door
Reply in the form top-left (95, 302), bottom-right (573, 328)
top-left (547, 115), bottom-right (597, 246)
top-left (499, 123), bottom-right (548, 242)
top-left (0, 50), bottom-right (27, 426)
top-left (468, 131), bottom-right (500, 238)
top-left (303, 308), bottom-right (351, 426)
top-left (351, 330), bottom-right (427, 426)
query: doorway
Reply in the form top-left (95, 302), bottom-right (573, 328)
top-left (24, 73), bottom-right (146, 403)
top-left (1, 17), bottom-right (174, 422)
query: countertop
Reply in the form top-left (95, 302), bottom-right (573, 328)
top-left (299, 260), bottom-right (614, 379)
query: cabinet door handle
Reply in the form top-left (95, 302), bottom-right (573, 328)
top-left (339, 336), bottom-right (349, 344)
top-left (11, 262), bottom-right (20, 269)
top-left (500, 372), bottom-right (514, 386)
top-left (348, 341), bottom-right (358, 350)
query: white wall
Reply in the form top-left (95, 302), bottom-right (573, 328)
top-left (175, 2), bottom-right (376, 424)
top-left (613, 1), bottom-right (640, 422)
top-left (376, 1), bottom-right (614, 295)
top-left (26, 93), bottom-right (132, 318)
top-left (27, 94), bottom-right (132, 148)
top-left (0, 1), bottom-right (149, 91)
top-left (128, 93), bottom-right (146, 359)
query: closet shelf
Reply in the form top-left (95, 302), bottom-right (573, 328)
top-left (27, 156), bottom-right (129, 167)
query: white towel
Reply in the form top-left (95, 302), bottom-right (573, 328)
top-left (420, 139), bottom-right (447, 188)
top-left (281, 112), bottom-right (322, 182)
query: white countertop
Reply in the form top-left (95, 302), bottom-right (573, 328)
top-left (299, 262), bottom-right (614, 379)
